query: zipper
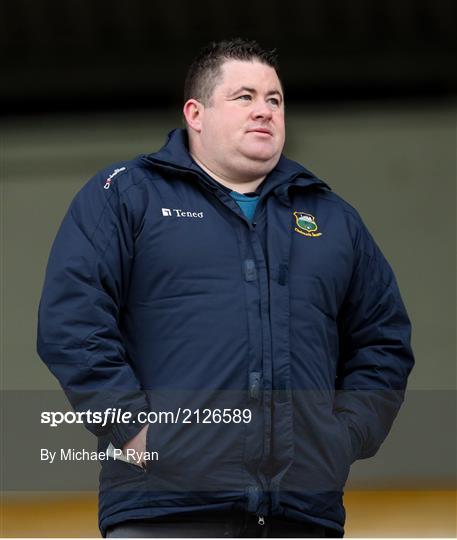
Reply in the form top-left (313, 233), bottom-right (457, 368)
top-left (149, 156), bottom-right (274, 516)
top-left (249, 371), bottom-right (261, 400)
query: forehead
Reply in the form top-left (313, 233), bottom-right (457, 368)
top-left (216, 59), bottom-right (282, 95)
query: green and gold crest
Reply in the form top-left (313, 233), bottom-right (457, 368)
top-left (293, 211), bottom-right (322, 237)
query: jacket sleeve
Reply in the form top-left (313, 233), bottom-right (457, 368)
top-left (37, 168), bottom-right (150, 448)
top-left (334, 209), bottom-right (414, 462)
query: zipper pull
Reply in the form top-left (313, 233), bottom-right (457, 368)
top-left (258, 515), bottom-right (265, 526)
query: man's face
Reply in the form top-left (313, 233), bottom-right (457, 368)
top-left (192, 59), bottom-right (285, 181)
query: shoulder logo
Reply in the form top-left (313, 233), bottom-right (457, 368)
top-left (293, 211), bottom-right (322, 237)
top-left (104, 167), bottom-right (126, 189)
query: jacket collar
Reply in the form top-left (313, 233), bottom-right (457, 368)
top-left (141, 128), bottom-right (331, 204)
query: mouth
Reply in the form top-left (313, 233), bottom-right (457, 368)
top-left (247, 128), bottom-right (273, 136)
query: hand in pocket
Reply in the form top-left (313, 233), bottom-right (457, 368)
top-left (122, 424), bottom-right (150, 468)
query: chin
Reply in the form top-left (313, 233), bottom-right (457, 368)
top-left (246, 140), bottom-right (281, 159)
top-left (240, 156), bottom-right (279, 179)
top-left (244, 147), bottom-right (277, 161)
top-left (248, 151), bottom-right (280, 166)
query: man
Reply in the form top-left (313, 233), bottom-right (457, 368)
top-left (37, 38), bottom-right (414, 537)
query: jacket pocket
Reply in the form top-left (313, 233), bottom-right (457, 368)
top-left (321, 412), bottom-right (353, 490)
top-left (334, 413), bottom-right (358, 465)
top-left (98, 438), bottom-right (149, 494)
top-left (280, 392), bottom-right (353, 492)
top-left (143, 392), bottom-right (250, 492)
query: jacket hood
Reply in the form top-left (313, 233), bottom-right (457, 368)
top-left (141, 129), bottom-right (331, 204)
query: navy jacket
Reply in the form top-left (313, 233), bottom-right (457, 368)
top-left (37, 129), bottom-right (414, 536)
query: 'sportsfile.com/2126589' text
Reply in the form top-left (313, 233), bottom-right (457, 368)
top-left (41, 408), bottom-right (253, 428)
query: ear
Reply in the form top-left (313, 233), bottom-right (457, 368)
top-left (183, 99), bottom-right (204, 133)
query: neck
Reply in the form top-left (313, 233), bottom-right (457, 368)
top-left (191, 153), bottom-right (265, 194)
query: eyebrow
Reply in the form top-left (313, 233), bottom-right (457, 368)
top-left (228, 86), bottom-right (283, 100)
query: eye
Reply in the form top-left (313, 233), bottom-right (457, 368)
top-left (268, 97), bottom-right (280, 107)
top-left (236, 94), bottom-right (252, 101)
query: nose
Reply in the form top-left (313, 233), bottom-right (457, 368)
top-left (251, 100), bottom-right (273, 121)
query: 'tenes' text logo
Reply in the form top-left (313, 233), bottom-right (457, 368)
top-left (293, 211), bottom-right (322, 237)
top-left (162, 208), bottom-right (204, 219)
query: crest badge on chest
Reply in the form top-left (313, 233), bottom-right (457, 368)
top-left (293, 211), bottom-right (322, 237)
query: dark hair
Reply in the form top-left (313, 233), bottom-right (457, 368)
top-left (184, 38), bottom-right (280, 105)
